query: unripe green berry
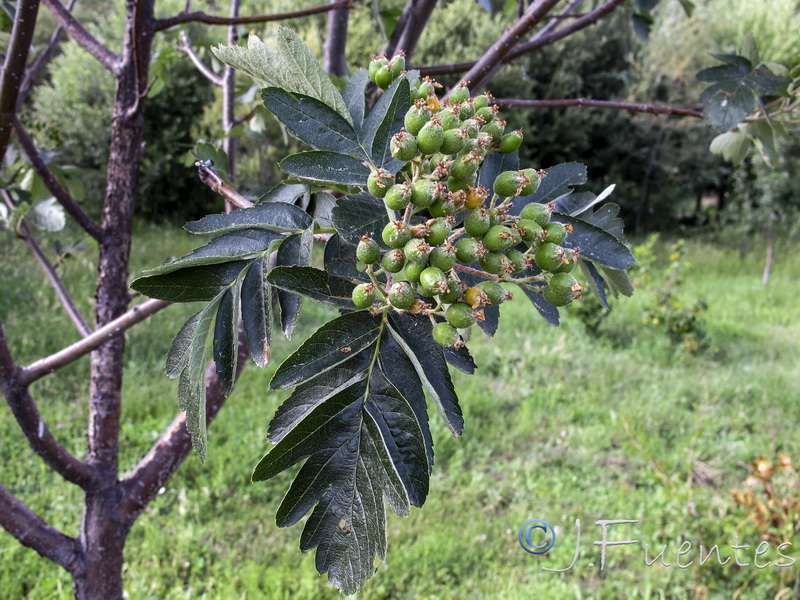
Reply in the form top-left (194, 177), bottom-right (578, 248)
top-left (432, 322), bottom-right (460, 347)
top-left (426, 218), bottom-right (451, 246)
top-left (455, 237), bottom-right (483, 263)
top-left (389, 281), bottom-right (415, 309)
top-left (516, 219), bottom-right (543, 244)
top-left (438, 279), bottom-right (462, 304)
top-left (461, 117), bottom-right (482, 138)
top-left (390, 131), bottom-right (418, 162)
top-left (441, 128), bottom-right (469, 155)
top-left (416, 77), bottom-right (437, 99)
top-left (411, 178), bottom-right (440, 208)
top-left (367, 168), bottom-right (394, 198)
top-left (447, 172), bottom-right (477, 192)
top-left (419, 266), bottom-right (447, 292)
top-left (554, 248), bottom-right (577, 273)
top-left (473, 94), bottom-right (491, 110)
top-left (499, 130), bottom-right (523, 154)
top-left (404, 100), bottom-right (432, 135)
top-left (381, 249), bottom-right (406, 273)
top-left (535, 242), bottom-right (565, 273)
top-left (384, 182), bottom-right (412, 211)
top-left (382, 221), bottom-right (412, 248)
top-left (375, 64), bottom-right (394, 90)
top-left (429, 196), bottom-right (458, 217)
top-left (544, 273), bottom-right (581, 307)
top-left (429, 244), bottom-right (457, 271)
top-left (519, 168), bottom-right (541, 196)
top-left (352, 283), bottom-right (377, 309)
top-left (439, 107), bottom-right (462, 131)
top-left (482, 225), bottom-right (520, 253)
top-left (506, 249), bottom-right (527, 273)
top-left (464, 208), bottom-right (491, 238)
top-left (356, 237), bottom-right (381, 264)
top-left (451, 152), bottom-right (481, 180)
top-left (482, 118), bottom-right (505, 141)
top-left (390, 52), bottom-right (405, 77)
top-left (493, 170), bottom-right (525, 197)
top-left (476, 106), bottom-right (497, 122)
top-left (542, 221), bottom-right (567, 245)
top-left (520, 202), bottom-right (553, 227)
top-left (417, 116), bottom-right (444, 155)
top-left (458, 98), bottom-right (476, 120)
top-left (404, 260), bottom-right (426, 284)
top-left (446, 302), bottom-right (476, 328)
top-left (479, 251), bottom-right (511, 275)
top-left (368, 55), bottom-right (389, 82)
top-left (449, 82), bottom-right (470, 104)
top-left (404, 238), bottom-right (431, 264)
top-left (477, 280), bottom-right (511, 305)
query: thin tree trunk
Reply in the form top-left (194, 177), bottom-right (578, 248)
top-left (73, 1), bottom-right (155, 597)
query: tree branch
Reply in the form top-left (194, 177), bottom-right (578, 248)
top-left (18, 299), bottom-right (170, 386)
top-left (119, 327), bottom-right (250, 521)
top-left (1, 189), bottom-right (92, 337)
top-left (41, 0), bottom-right (119, 73)
top-left (154, 0), bottom-right (353, 30)
top-left (456, 0), bottom-right (562, 93)
top-left (324, 0), bottom-right (350, 77)
top-left (527, 0), bottom-right (584, 45)
top-left (0, 321), bottom-right (99, 488)
top-left (0, 0), bottom-right (41, 166)
top-left (177, 31), bottom-right (223, 87)
top-left (493, 97), bottom-right (704, 118)
top-left (0, 483), bottom-right (80, 571)
top-left (195, 161), bottom-right (253, 209)
top-left (504, 0), bottom-right (627, 63)
top-left (12, 119), bottom-right (104, 241)
top-left (18, 0), bottom-right (77, 107)
top-left (417, 0), bottom-right (627, 78)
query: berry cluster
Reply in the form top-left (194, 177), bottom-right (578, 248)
top-left (355, 61), bottom-right (584, 348)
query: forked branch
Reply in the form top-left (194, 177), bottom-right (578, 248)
top-left (454, 0), bottom-right (562, 92)
top-left (418, 0), bottom-right (627, 78)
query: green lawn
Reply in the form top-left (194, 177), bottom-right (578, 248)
top-left (1, 223), bottom-right (799, 599)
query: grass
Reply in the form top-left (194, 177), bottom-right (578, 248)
top-left (1, 223), bottom-right (799, 599)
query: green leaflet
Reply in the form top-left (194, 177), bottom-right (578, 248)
top-left (552, 213), bottom-right (635, 271)
top-left (262, 88), bottom-right (366, 157)
top-left (266, 266), bottom-right (356, 308)
top-left (270, 311), bottom-right (383, 390)
top-left (212, 29), bottom-right (351, 124)
top-left (279, 151), bottom-right (371, 187)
